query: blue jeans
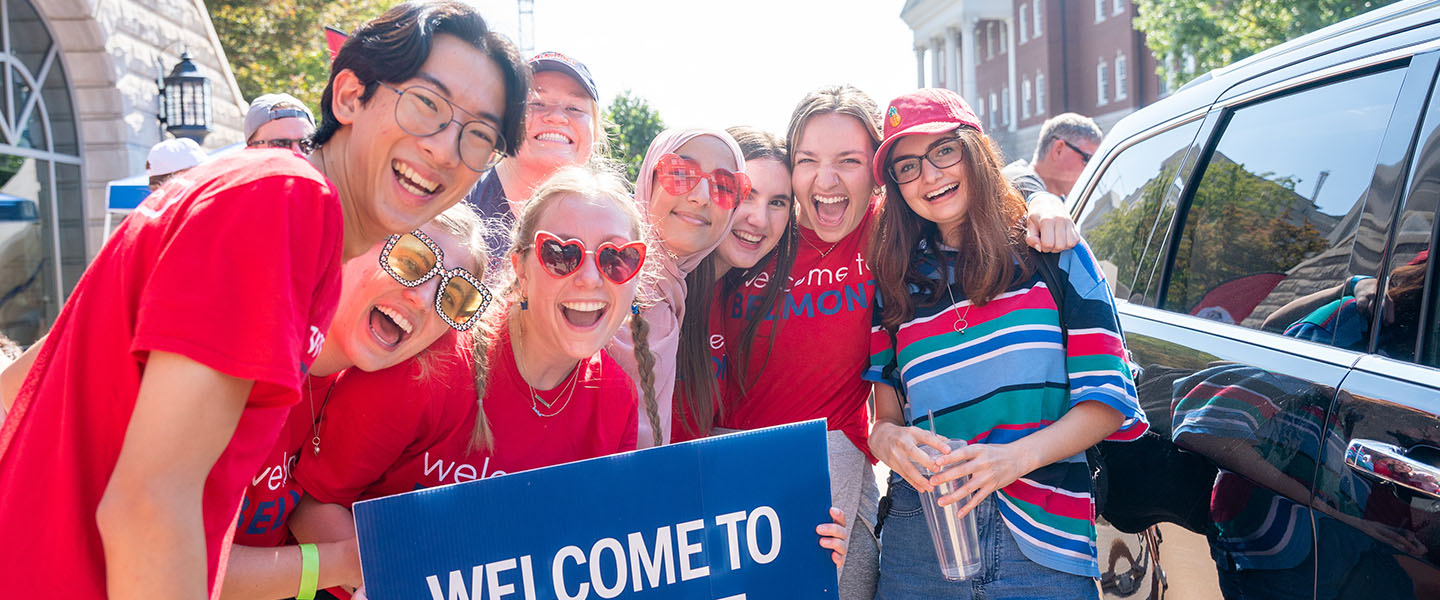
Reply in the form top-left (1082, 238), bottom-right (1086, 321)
top-left (875, 476), bottom-right (1100, 600)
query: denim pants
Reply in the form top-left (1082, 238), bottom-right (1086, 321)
top-left (875, 476), bottom-right (1100, 600)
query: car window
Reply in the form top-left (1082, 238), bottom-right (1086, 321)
top-left (1079, 121), bottom-right (1203, 306)
top-left (1164, 67), bottom-right (1408, 344)
top-left (1394, 133), bottom-right (1439, 366)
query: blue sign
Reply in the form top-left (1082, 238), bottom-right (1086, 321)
top-left (354, 420), bottom-right (837, 600)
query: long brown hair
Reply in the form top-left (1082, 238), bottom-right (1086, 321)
top-left (722, 127), bottom-right (797, 394)
top-left (674, 127), bottom-right (800, 437)
top-left (869, 127), bottom-right (1030, 332)
top-left (466, 163), bottom-right (662, 452)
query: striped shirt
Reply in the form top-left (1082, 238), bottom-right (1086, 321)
top-left (865, 240), bottom-right (1147, 578)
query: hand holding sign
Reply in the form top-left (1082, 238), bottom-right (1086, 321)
top-left (354, 420), bottom-right (837, 599)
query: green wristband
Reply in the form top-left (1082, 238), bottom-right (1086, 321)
top-left (297, 543), bottom-right (319, 600)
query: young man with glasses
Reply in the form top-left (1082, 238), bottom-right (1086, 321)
top-left (0, 2), bottom-right (529, 599)
top-left (1003, 112), bottom-right (1103, 199)
top-left (245, 93), bottom-right (318, 154)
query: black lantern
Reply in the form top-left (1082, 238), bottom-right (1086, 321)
top-left (158, 51), bottom-right (211, 143)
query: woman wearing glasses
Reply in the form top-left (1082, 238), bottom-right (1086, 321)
top-left (709, 86), bottom-right (1082, 600)
top-left (285, 164), bottom-right (656, 588)
top-left (672, 126), bottom-right (796, 444)
top-left (865, 89), bottom-right (1145, 599)
top-left (221, 203), bottom-right (488, 600)
top-left (609, 128), bottom-right (748, 448)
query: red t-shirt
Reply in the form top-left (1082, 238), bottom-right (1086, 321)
top-left (297, 324), bottom-right (639, 506)
top-left (233, 374), bottom-right (339, 548)
top-left (671, 287), bottom-right (727, 444)
top-left (715, 200), bottom-right (879, 462)
top-left (0, 149), bottom-right (343, 597)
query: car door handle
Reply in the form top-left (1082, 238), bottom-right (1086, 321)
top-left (1346, 439), bottom-right (1440, 499)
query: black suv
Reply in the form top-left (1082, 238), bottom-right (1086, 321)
top-left (1071, 2), bottom-right (1440, 598)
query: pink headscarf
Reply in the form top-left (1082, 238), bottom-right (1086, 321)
top-left (608, 128), bottom-right (745, 448)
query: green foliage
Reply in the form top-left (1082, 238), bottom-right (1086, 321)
top-left (1135, 0), bottom-right (1400, 84)
top-left (1165, 158), bottom-right (1329, 311)
top-left (603, 91), bottom-right (665, 181)
top-left (210, 0), bottom-right (400, 112)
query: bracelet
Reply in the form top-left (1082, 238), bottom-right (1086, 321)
top-left (298, 543), bottom-right (319, 600)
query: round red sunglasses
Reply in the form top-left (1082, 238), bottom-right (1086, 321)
top-left (653, 153), bottom-right (751, 210)
top-left (535, 231), bottom-right (647, 285)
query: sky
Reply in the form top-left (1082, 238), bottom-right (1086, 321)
top-left (467, 0), bottom-right (919, 135)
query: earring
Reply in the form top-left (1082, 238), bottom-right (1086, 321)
top-left (631, 301), bottom-right (641, 315)
top-left (871, 185), bottom-right (885, 198)
top-left (520, 296), bottom-right (529, 310)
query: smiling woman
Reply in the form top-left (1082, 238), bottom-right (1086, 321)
top-left (220, 202), bottom-right (489, 600)
top-left (464, 51), bottom-right (607, 258)
top-left (286, 164), bottom-right (658, 598)
top-left (608, 128), bottom-right (747, 449)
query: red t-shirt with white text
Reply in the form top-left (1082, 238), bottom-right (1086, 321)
top-left (0, 149), bottom-right (343, 597)
top-left (233, 374), bottom-right (339, 548)
top-left (297, 325), bottom-right (638, 505)
top-left (715, 200), bottom-right (879, 462)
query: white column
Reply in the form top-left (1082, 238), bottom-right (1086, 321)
top-left (1006, 17), bottom-right (1019, 132)
top-left (944, 28), bottom-right (959, 92)
top-left (931, 37), bottom-right (944, 89)
top-left (915, 45), bottom-right (927, 87)
top-left (961, 18), bottom-right (979, 103)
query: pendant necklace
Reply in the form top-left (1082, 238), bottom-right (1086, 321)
top-left (944, 280), bottom-right (973, 334)
top-left (528, 363), bottom-right (580, 418)
top-left (801, 232), bottom-right (840, 259)
top-left (307, 377), bottom-right (338, 456)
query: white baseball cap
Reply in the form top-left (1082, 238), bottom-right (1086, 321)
top-left (146, 138), bottom-right (208, 177)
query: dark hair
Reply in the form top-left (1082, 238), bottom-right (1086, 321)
top-left (311, 0), bottom-right (530, 156)
top-left (721, 126), bottom-right (797, 395)
top-left (869, 127), bottom-right (1030, 332)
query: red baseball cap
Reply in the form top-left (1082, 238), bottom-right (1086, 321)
top-left (872, 88), bottom-right (983, 182)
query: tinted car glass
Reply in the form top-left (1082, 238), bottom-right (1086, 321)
top-left (1165, 67), bottom-right (1408, 339)
top-left (1078, 121), bottom-right (1203, 306)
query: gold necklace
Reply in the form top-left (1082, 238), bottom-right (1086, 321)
top-left (528, 363), bottom-right (580, 418)
top-left (944, 280), bottom-right (973, 334)
top-left (306, 377), bottom-right (338, 456)
top-left (801, 231), bottom-right (840, 258)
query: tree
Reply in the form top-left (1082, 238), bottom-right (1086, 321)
top-left (603, 91), bottom-right (666, 181)
top-left (1135, 0), bottom-right (1400, 84)
top-left (210, 0), bottom-right (400, 112)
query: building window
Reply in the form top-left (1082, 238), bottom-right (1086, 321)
top-left (1095, 0), bottom-right (1106, 22)
top-left (1033, 0), bottom-right (1043, 37)
top-left (1098, 60), bottom-right (1109, 106)
top-left (1022, 79), bottom-right (1032, 119)
top-left (1116, 52), bottom-right (1128, 100)
top-left (1036, 71), bottom-right (1046, 114)
top-left (999, 22), bottom-right (1007, 54)
top-left (1020, 5), bottom-right (1029, 44)
top-left (1113, 0), bottom-right (1125, 15)
top-left (1002, 87), bottom-right (1011, 126)
top-left (987, 22), bottom-right (997, 59)
top-left (989, 92), bottom-right (999, 130)
top-left (0, 0), bottom-right (84, 345)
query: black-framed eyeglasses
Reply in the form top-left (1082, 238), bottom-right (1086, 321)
top-left (378, 230), bottom-right (492, 331)
top-left (376, 82), bottom-right (505, 172)
top-left (888, 137), bottom-right (964, 184)
top-left (247, 138), bottom-right (316, 154)
top-left (1062, 139), bottom-right (1093, 164)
